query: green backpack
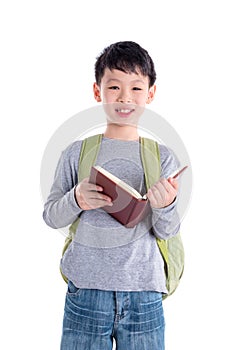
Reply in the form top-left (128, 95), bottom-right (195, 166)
top-left (61, 134), bottom-right (184, 298)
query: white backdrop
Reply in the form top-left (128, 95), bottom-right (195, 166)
top-left (1, 1), bottom-right (233, 349)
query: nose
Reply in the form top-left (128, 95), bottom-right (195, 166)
top-left (117, 90), bottom-right (132, 103)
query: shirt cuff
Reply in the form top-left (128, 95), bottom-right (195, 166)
top-left (151, 197), bottom-right (177, 215)
top-left (69, 186), bottom-right (83, 215)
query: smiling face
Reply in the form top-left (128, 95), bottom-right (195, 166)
top-left (93, 69), bottom-right (156, 126)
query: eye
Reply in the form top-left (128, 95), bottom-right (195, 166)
top-left (132, 87), bottom-right (142, 91)
top-left (108, 86), bottom-right (119, 90)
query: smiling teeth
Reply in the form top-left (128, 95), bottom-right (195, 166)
top-left (117, 109), bottom-right (132, 113)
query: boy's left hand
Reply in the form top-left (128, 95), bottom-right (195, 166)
top-left (147, 178), bottom-right (178, 209)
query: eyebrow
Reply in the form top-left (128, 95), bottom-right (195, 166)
top-left (105, 78), bottom-right (145, 84)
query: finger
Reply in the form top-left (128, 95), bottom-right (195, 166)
top-left (85, 197), bottom-right (113, 209)
top-left (147, 187), bottom-right (164, 208)
top-left (156, 178), bottom-right (177, 196)
top-left (157, 178), bottom-right (173, 192)
top-left (81, 177), bottom-right (104, 192)
top-left (152, 181), bottom-right (168, 199)
top-left (89, 184), bottom-right (104, 192)
top-left (81, 182), bottom-right (103, 193)
top-left (150, 181), bottom-right (173, 207)
top-left (161, 179), bottom-right (178, 201)
top-left (88, 192), bottom-right (112, 203)
top-left (168, 178), bottom-right (179, 190)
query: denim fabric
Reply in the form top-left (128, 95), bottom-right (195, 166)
top-left (60, 281), bottom-right (165, 350)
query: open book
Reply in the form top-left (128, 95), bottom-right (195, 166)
top-left (89, 165), bottom-right (150, 228)
top-left (89, 165), bottom-right (188, 228)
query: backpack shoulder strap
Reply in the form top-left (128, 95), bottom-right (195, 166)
top-left (140, 136), bottom-right (184, 298)
top-left (78, 133), bottom-right (103, 182)
top-left (61, 133), bottom-right (103, 283)
top-left (140, 136), bottom-right (161, 188)
top-left (70, 133), bottom-right (103, 235)
top-left (140, 137), bottom-right (169, 263)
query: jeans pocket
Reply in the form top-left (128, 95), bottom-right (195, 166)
top-left (138, 291), bottom-right (163, 313)
top-left (67, 280), bottom-right (81, 296)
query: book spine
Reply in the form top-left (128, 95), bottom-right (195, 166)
top-left (125, 200), bottom-right (151, 228)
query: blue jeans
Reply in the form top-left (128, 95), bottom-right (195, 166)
top-left (60, 281), bottom-right (165, 350)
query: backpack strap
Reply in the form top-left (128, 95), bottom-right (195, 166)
top-left (140, 137), bottom-right (169, 268)
top-left (69, 133), bottom-right (103, 232)
top-left (78, 133), bottom-right (103, 181)
top-left (140, 137), bottom-right (184, 298)
top-left (140, 136), bottom-right (161, 188)
top-left (60, 134), bottom-right (103, 282)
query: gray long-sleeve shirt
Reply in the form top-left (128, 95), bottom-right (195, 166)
top-left (43, 137), bottom-right (180, 293)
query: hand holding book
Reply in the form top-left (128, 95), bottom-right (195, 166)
top-left (147, 177), bottom-right (178, 209)
top-left (89, 165), bottom-right (188, 227)
top-left (147, 166), bottom-right (188, 209)
top-left (75, 177), bottom-right (113, 211)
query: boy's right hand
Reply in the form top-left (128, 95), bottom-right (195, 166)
top-left (75, 178), bottom-right (113, 210)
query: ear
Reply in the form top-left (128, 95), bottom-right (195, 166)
top-left (146, 85), bottom-right (156, 104)
top-left (93, 82), bottom-right (102, 102)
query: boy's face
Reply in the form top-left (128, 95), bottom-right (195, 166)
top-left (93, 69), bottom-right (156, 125)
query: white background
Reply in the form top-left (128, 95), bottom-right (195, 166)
top-left (1, 1), bottom-right (233, 349)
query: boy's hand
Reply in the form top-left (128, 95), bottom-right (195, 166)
top-left (75, 178), bottom-right (113, 210)
top-left (147, 178), bottom-right (178, 209)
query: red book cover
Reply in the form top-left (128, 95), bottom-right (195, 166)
top-left (89, 166), bottom-right (151, 228)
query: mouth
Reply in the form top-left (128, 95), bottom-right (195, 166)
top-left (115, 108), bottom-right (135, 118)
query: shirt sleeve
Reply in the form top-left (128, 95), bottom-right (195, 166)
top-left (151, 144), bottom-right (181, 239)
top-left (42, 141), bottom-right (83, 229)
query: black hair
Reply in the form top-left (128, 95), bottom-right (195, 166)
top-left (95, 41), bottom-right (156, 87)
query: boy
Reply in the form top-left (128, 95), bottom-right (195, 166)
top-left (43, 41), bottom-right (180, 350)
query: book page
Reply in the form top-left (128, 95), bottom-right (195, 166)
top-left (94, 166), bottom-right (145, 200)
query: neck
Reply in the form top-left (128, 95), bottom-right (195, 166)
top-left (104, 124), bottom-right (139, 141)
